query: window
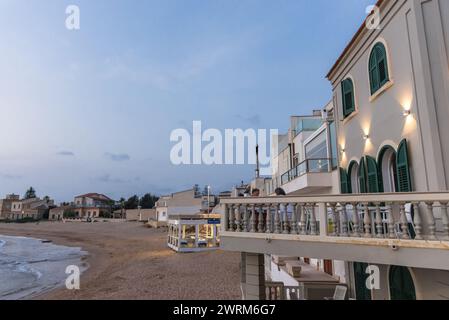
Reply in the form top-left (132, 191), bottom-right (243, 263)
top-left (396, 139), bottom-right (412, 192)
top-left (341, 78), bottom-right (355, 118)
top-left (369, 42), bottom-right (390, 94)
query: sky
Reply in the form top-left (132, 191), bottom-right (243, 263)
top-left (0, 0), bottom-right (375, 202)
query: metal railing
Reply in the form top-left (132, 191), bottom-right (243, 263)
top-left (221, 192), bottom-right (449, 241)
top-left (281, 158), bottom-right (332, 186)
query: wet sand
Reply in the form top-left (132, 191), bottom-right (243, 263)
top-left (0, 221), bottom-right (241, 300)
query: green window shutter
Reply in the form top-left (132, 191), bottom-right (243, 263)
top-left (396, 139), bottom-right (412, 192)
top-left (369, 50), bottom-right (379, 94)
top-left (366, 156), bottom-right (379, 193)
top-left (369, 43), bottom-right (390, 95)
top-left (340, 168), bottom-right (349, 194)
top-left (341, 78), bottom-right (355, 118)
top-left (358, 157), bottom-right (367, 193)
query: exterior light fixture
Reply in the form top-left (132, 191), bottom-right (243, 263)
top-left (402, 109), bottom-right (411, 117)
top-left (340, 148), bottom-right (345, 155)
top-left (363, 134), bottom-right (370, 140)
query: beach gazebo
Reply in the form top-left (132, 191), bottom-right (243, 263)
top-left (167, 214), bottom-right (221, 253)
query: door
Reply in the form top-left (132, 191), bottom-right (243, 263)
top-left (324, 260), bottom-right (333, 275)
top-left (389, 266), bottom-right (416, 300)
top-left (353, 262), bottom-right (372, 300)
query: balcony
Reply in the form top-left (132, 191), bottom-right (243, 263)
top-left (279, 159), bottom-right (333, 195)
top-left (220, 192), bottom-right (449, 271)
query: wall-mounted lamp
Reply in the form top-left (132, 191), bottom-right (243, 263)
top-left (363, 134), bottom-right (370, 140)
top-left (402, 109), bottom-right (411, 117)
top-left (340, 148), bottom-right (345, 155)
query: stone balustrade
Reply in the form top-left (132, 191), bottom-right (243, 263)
top-left (221, 192), bottom-right (449, 241)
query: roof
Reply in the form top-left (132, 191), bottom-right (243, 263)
top-left (326, 0), bottom-right (385, 79)
top-left (75, 193), bottom-right (113, 202)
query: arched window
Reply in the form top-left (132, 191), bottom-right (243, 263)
top-left (348, 161), bottom-right (359, 194)
top-left (369, 42), bottom-right (390, 94)
top-left (341, 78), bottom-right (355, 118)
top-left (378, 146), bottom-right (397, 193)
top-left (396, 139), bottom-right (412, 192)
top-left (340, 168), bottom-right (349, 194)
top-left (358, 157), bottom-right (368, 193)
top-left (366, 156), bottom-right (380, 193)
top-left (389, 266), bottom-right (416, 300)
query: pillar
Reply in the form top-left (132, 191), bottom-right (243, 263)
top-left (241, 252), bottom-right (266, 300)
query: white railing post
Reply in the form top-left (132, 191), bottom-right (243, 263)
top-left (440, 202), bottom-right (449, 240)
top-left (266, 204), bottom-right (272, 234)
top-left (310, 203), bottom-right (318, 236)
top-left (340, 203), bottom-right (349, 237)
top-left (318, 202), bottom-right (328, 237)
top-left (258, 205), bottom-right (265, 233)
top-left (425, 202), bottom-right (437, 240)
top-left (412, 202), bottom-right (423, 240)
top-left (399, 203), bottom-right (410, 239)
top-left (375, 203), bottom-right (383, 238)
top-left (352, 202), bottom-right (361, 237)
top-left (363, 203), bottom-right (372, 238)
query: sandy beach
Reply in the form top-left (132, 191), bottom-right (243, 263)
top-left (0, 221), bottom-right (241, 300)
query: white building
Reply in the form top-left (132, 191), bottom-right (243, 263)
top-left (220, 0), bottom-right (449, 300)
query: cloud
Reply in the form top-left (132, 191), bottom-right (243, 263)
top-left (235, 114), bottom-right (261, 126)
top-left (104, 152), bottom-right (131, 162)
top-left (0, 173), bottom-right (22, 180)
top-left (96, 174), bottom-right (128, 184)
top-left (57, 151), bottom-right (75, 156)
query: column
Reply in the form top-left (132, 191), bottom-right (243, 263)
top-left (243, 252), bottom-right (266, 300)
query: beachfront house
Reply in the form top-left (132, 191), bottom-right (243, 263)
top-left (74, 193), bottom-right (114, 219)
top-left (219, 0), bottom-right (449, 300)
top-left (155, 186), bottom-right (217, 223)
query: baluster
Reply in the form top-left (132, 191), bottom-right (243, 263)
top-left (412, 202), bottom-right (423, 240)
top-left (363, 203), bottom-right (372, 238)
top-left (242, 204), bottom-right (248, 232)
top-left (274, 204), bottom-right (281, 234)
top-left (258, 205), bottom-right (265, 233)
top-left (266, 204), bottom-right (272, 234)
top-left (426, 202), bottom-right (437, 240)
top-left (250, 204), bottom-right (257, 233)
top-left (224, 204), bottom-right (230, 231)
top-left (283, 203), bottom-right (290, 234)
top-left (340, 203), bottom-right (349, 237)
top-left (309, 203), bottom-right (317, 236)
top-left (352, 203), bottom-right (361, 237)
top-left (235, 204), bottom-right (241, 232)
top-left (375, 203), bottom-right (383, 238)
top-left (441, 202), bottom-right (449, 240)
top-left (399, 203), bottom-right (410, 239)
top-left (386, 203), bottom-right (395, 239)
top-left (228, 204), bottom-right (235, 231)
top-left (291, 203), bottom-right (299, 234)
top-left (329, 204), bottom-right (337, 236)
top-left (299, 204), bottom-right (307, 235)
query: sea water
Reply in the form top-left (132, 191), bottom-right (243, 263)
top-left (0, 235), bottom-right (87, 300)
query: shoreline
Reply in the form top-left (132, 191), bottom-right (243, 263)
top-left (0, 221), bottom-right (241, 300)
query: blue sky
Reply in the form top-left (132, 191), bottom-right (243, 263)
top-left (0, 0), bottom-right (375, 202)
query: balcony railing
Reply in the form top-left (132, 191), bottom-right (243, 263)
top-left (221, 193), bottom-right (449, 241)
top-left (281, 158), bottom-right (331, 186)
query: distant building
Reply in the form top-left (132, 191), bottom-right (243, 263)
top-left (49, 206), bottom-right (73, 221)
top-left (124, 208), bottom-right (156, 221)
top-left (3, 196), bottom-right (55, 220)
top-left (74, 193), bottom-right (114, 218)
top-left (0, 194), bottom-right (20, 220)
top-left (155, 187), bottom-right (217, 222)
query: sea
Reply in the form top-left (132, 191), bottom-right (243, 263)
top-left (0, 235), bottom-right (87, 300)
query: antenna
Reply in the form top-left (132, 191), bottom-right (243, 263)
top-left (255, 144), bottom-right (260, 178)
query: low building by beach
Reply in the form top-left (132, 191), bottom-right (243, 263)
top-left (74, 193), bottom-right (114, 218)
top-left (0, 194), bottom-right (20, 220)
top-left (4, 197), bottom-right (55, 220)
top-left (155, 186), bottom-right (216, 222)
top-left (124, 208), bottom-right (156, 221)
top-left (167, 214), bottom-right (221, 253)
